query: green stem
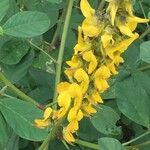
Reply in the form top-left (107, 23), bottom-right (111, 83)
top-left (0, 72), bottom-right (43, 109)
top-left (138, 64), bottom-right (150, 71)
top-left (98, 0), bottom-right (106, 10)
top-left (53, 0), bottom-right (74, 107)
top-left (139, 27), bottom-right (150, 39)
top-left (133, 140), bottom-right (150, 148)
top-left (29, 41), bottom-right (57, 63)
top-left (138, 0), bottom-right (149, 28)
top-left (38, 118), bottom-right (63, 150)
top-left (122, 131), bottom-right (150, 146)
top-left (46, 101), bottom-right (57, 108)
top-left (75, 139), bottom-right (98, 150)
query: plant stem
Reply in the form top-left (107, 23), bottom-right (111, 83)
top-left (75, 139), bottom-right (98, 150)
top-left (138, 64), bottom-right (150, 71)
top-left (139, 27), bottom-right (150, 39)
top-left (138, 0), bottom-right (149, 28)
top-left (133, 140), bottom-right (150, 148)
top-left (122, 131), bottom-right (150, 146)
top-left (29, 40), bottom-right (57, 63)
top-left (98, 0), bottom-right (106, 10)
top-left (0, 72), bottom-right (43, 109)
top-left (38, 118), bottom-right (63, 150)
top-left (53, 0), bottom-right (74, 107)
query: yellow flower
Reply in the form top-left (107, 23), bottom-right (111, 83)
top-left (124, 0), bottom-right (134, 16)
top-left (34, 107), bottom-right (53, 128)
top-left (126, 16), bottom-right (149, 31)
top-left (69, 83), bottom-right (82, 98)
top-left (116, 16), bottom-right (135, 37)
top-left (94, 65), bottom-right (111, 92)
top-left (81, 102), bottom-right (96, 116)
top-left (63, 128), bottom-right (75, 143)
top-left (88, 90), bottom-right (103, 104)
top-left (57, 82), bottom-right (70, 94)
top-left (74, 26), bottom-right (91, 54)
top-left (74, 68), bottom-right (89, 94)
top-left (106, 0), bottom-right (120, 26)
top-left (101, 27), bottom-right (114, 48)
top-left (80, 0), bottom-right (103, 37)
top-left (94, 65), bottom-right (111, 79)
top-left (82, 50), bottom-right (98, 74)
top-left (105, 33), bottom-right (139, 59)
top-left (68, 108), bottom-right (83, 123)
top-left (65, 56), bottom-right (81, 79)
top-left (107, 54), bottom-right (124, 75)
top-left (56, 91), bottom-right (71, 119)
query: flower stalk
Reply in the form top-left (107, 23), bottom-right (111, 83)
top-left (53, 0), bottom-right (74, 107)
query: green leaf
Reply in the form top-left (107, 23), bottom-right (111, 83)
top-left (0, 0), bottom-right (9, 21)
top-left (0, 97), bottom-right (48, 141)
top-left (123, 40), bottom-right (141, 69)
top-left (0, 113), bottom-right (9, 149)
top-left (6, 131), bottom-right (19, 150)
top-left (140, 41), bottom-right (150, 63)
top-left (1, 50), bottom-right (34, 83)
top-left (91, 105), bottom-right (121, 135)
top-left (98, 137), bottom-right (124, 150)
top-left (78, 118), bottom-right (101, 141)
top-left (31, 1), bottom-right (59, 29)
top-left (0, 39), bottom-right (29, 65)
top-left (46, 0), bottom-right (62, 4)
top-left (3, 11), bottom-right (50, 38)
top-left (116, 77), bottom-right (150, 128)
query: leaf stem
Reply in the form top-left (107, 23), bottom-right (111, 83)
top-left (0, 72), bottom-right (43, 109)
top-left (29, 40), bottom-right (57, 63)
top-left (75, 139), bottom-right (98, 150)
top-left (138, 0), bottom-right (149, 28)
top-left (138, 64), bottom-right (150, 71)
top-left (53, 0), bottom-right (74, 107)
top-left (139, 26), bottom-right (150, 39)
top-left (122, 131), bottom-right (150, 146)
top-left (98, 0), bottom-right (106, 10)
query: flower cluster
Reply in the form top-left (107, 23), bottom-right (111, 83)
top-left (35, 0), bottom-right (149, 143)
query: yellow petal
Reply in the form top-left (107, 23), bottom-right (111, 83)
top-left (82, 17), bottom-right (101, 37)
top-left (77, 109), bottom-right (83, 121)
top-left (90, 90), bottom-right (103, 104)
top-left (57, 82), bottom-right (70, 94)
top-left (107, 62), bottom-right (118, 75)
top-left (82, 51), bottom-right (97, 74)
top-left (80, 0), bottom-right (95, 18)
top-left (94, 78), bottom-right (109, 92)
top-left (107, 2), bottom-right (119, 26)
top-left (34, 119), bottom-right (49, 128)
top-left (43, 107), bottom-right (53, 121)
top-left (125, 0), bottom-right (133, 16)
top-left (101, 32), bottom-right (113, 48)
top-left (94, 65), bottom-right (111, 79)
top-left (128, 16), bottom-right (149, 23)
top-left (57, 91), bottom-right (71, 108)
top-left (67, 120), bottom-right (79, 133)
top-left (66, 56), bottom-right (80, 68)
top-left (82, 102), bottom-right (96, 115)
top-left (116, 18), bottom-right (135, 37)
top-left (68, 107), bottom-right (77, 122)
top-left (69, 83), bottom-right (83, 98)
top-left (74, 68), bottom-right (89, 94)
top-left (63, 130), bottom-right (75, 143)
